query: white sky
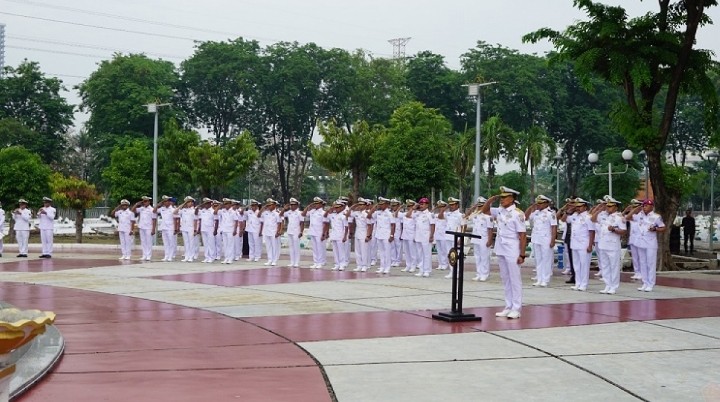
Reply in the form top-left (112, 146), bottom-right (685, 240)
top-left (2, 0), bottom-right (719, 133)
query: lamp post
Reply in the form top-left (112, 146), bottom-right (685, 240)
top-left (638, 150), bottom-right (649, 198)
top-left (708, 151), bottom-right (720, 254)
top-left (145, 102), bottom-right (171, 244)
top-left (554, 154), bottom-right (563, 204)
top-left (587, 149), bottom-right (634, 198)
top-left (466, 82), bottom-right (497, 201)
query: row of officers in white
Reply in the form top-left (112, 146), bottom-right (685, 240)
top-left (105, 186), bottom-right (662, 320)
top-left (0, 197), bottom-right (57, 258)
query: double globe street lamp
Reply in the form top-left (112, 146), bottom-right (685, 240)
top-left (587, 149), bottom-right (634, 198)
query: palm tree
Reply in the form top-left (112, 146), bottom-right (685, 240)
top-left (515, 126), bottom-right (557, 199)
top-left (450, 129), bottom-right (474, 205)
top-left (481, 115), bottom-right (516, 192)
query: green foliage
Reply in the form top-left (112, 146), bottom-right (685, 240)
top-left (189, 133), bottom-right (258, 197)
top-left (0, 146), bottom-right (52, 207)
top-left (49, 173), bottom-right (101, 210)
top-left (158, 120), bottom-right (202, 197)
top-left (662, 163), bottom-right (694, 197)
top-left (0, 119), bottom-right (45, 156)
top-left (370, 102), bottom-right (453, 199)
top-left (481, 115), bottom-right (516, 191)
top-left (495, 171), bottom-right (529, 206)
top-left (0, 61), bottom-right (74, 164)
top-left (101, 139), bottom-right (153, 203)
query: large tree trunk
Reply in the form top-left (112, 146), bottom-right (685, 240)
top-left (76, 209), bottom-right (84, 244)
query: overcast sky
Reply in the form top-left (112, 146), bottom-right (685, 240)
top-left (2, 0), bottom-right (720, 131)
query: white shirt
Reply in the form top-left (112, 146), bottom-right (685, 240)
top-left (470, 212), bottom-right (492, 245)
top-left (38, 205), bottom-right (56, 230)
top-left (490, 205), bottom-right (526, 257)
top-left (633, 211), bottom-right (665, 249)
top-left (433, 212), bottom-right (448, 242)
top-left (261, 210), bottom-right (282, 237)
top-left (177, 207), bottom-right (197, 232)
top-left (13, 208), bottom-right (31, 231)
top-left (528, 208), bottom-right (557, 245)
top-left (596, 211), bottom-right (625, 250)
top-left (371, 209), bottom-right (394, 240)
top-left (0, 208), bottom-right (5, 232)
top-left (413, 209), bottom-right (434, 244)
top-left (115, 209), bottom-right (136, 232)
top-left (351, 210), bottom-right (370, 239)
top-left (567, 211), bottom-right (594, 250)
top-left (199, 208), bottom-right (217, 232)
top-left (400, 212), bottom-right (416, 241)
top-left (157, 206), bottom-right (176, 231)
top-left (135, 205), bottom-right (156, 230)
top-left (245, 209), bottom-right (261, 233)
top-left (285, 209), bottom-right (304, 235)
top-left (307, 208), bottom-right (326, 237)
top-left (327, 211), bottom-right (348, 241)
top-left (218, 208), bottom-right (238, 234)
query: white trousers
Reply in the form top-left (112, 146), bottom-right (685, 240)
top-left (234, 234), bottom-right (244, 260)
top-left (473, 243), bottom-right (490, 278)
top-left (264, 235), bottom-right (279, 263)
top-left (181, 231), bottom-right (195, 260)
top-left (571, 249), bottom-right (591, 289)
top-left (162, 230), bottom-right (177, 260)
top-left (247, 231), bottom-right (261, 260)
top-left (310, 235), bottom-right (326, 265)
top-left (391, 239), bottom-right (402, 264)
top-left (630, 244), bottom-right (641, 275)
top-left (533, 242), bottom-right (553, 284)
top-left (138, 228), bottom-right (152, 259)
top-left (402, 239), bottom-right (417, 269)
top-left (595, 242), bottom-right (605, 277)
top-left (598, 248), bottom-right (621, 291)
top-left (201, 231), bottom-right (216, 260)
top-left (636, 246), bottom-right (657, 289)
top-left (354, 237), bottom-right (369, 267)
top-left (118, 231), bottom-right (133, 258)
top-left (376, 238), bottom-right (392, 271)
top-left (415, 241), bottom-right (432, 274)
top-left (368, 237), bottom-right (378, 262)
top-left (331, 239), bottom-right (348, 267)
top-left (215, 234), bottom-right (223, 259)
top-left (222, 232), bottom-right (235, 262)
top-left (0, 237), bottom-right (3, 254)
top-left (435, 239), bottom-right (451, 268)
top-left (497, 254), bottom-right (522, 311)
top-left (15, 230), bottom-right (29, 254)
top-left (287, 233), bottom-right (301, 266)
top-left (192, 234), bottom-right (200, 259)
top-left (40, 229), bottom-right (54, 255)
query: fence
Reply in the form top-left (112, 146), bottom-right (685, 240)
top-left (57, 207), bottom-right (111, 220)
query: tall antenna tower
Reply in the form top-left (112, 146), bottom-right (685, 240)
top-left (388, 37), bottom-right (411, 60)
top-left (0, 23), bottom-right (5, 76)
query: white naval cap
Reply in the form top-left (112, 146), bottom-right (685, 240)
top-left (405, 199), bottom-right (416, 206)
top-left (436, 200), bottom-right (448, 207)
top-left (312, 196), bottom-right (324, 204)
top-left (289, 197), bottom-right (299, 205)
top-left (604, 196), bottom-right (621, 206)
top-left (141, 196), bottom-right (152, 201)
top-left (184, 196), bottom-right (195, 202)
top-left (201, 197), bottom-right (212, 204)
top-left (377, 197), bottom-right (391, 204)
top-left (161, 195), bottom-right (171, 201)
top-left (476, 196), bottom-right (488, 204)
top-left (535, 195), bottom-right (552, 204)
top-left (447, 197), bottom-right (460, 205)
top-left (499, 186), bottom-right (520, 196)
top-left (573, 197), bottom-right (590, 206)
top-left (18, 198), bottom-right (28, 204)
top-left (120, 199), bottom-right (130, 205)
top-left (42, 196), bottom-right (53, 202)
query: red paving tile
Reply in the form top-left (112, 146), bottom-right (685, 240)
top-left (154, 267), bottom-right (367, 286)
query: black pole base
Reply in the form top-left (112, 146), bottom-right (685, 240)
top-left (432, 311), bottom-right (482, 322)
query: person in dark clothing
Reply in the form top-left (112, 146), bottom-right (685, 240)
top-left (557, 199), bottom-right (576, 284)
top-left (681, 209), bottom-right (696, 254)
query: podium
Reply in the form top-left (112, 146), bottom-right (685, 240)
top-left (432, 230), bottom-right (483, 322)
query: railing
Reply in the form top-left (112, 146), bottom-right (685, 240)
top-left (56, 207), bottom-right (111, 220)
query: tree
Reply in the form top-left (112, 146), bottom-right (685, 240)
top-left (449, 130), bottom-right (475, 205)
top-left (0, 118), bottom-right (46, 156)
top-left (525, 0), bottom-right (719, 268)
top-left (580, 148), bottom-right (643, 204)
top-left (49, 173), bottom-right (102, 243)
top-left (515, 125), bottom-right (557, 198)
top-left (0, 61), bottom-right (74, 165)
top-left (179, 38), bottom-right (262, 146)
top-left (188, 133), bottom-right (258, 198)
top-left (0, 146), bottom-right (51, 209)
top-left (77, 54), bottom-right (179, 185)
top-left (312, 120), bottom-right (381, 201)
top-left (101, 139), bottom-right (153, 203)
top-left (157, 120), bottom-right (202, 197)
top-left (370, 102), bottom-right (454, 199)
top-left (481, 115), bottom-right (516, 192)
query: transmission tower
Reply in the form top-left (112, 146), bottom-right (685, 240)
top-left (0, 23), bottom-right (5, 76)
top-left (388, 37), bottom-right (411, 60)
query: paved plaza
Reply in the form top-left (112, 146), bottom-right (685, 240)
top-left (0, 244), bottom-right (719, 401)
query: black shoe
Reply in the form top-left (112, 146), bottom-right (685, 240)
top-left (565, 278), bottom-right (575, 284)
top-left (18, 254), bottom-right (27, 258)
top-left (39, 254), bottom-right (46, 258)
top-left (45, 255), bottom-right (52, 259)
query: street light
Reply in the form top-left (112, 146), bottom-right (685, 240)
top-left (553, 153), bottom-right (563, 204)
top-left (638, 150), bottom-right (649, 198)
top-left (145, 102), bottom-right (171, 244)
top-left (587, 149), bottom-right (634, 198)
top-left (466, 82), bottom-right (497, 201)
top-left (708, 151), bottom-right (720, 254)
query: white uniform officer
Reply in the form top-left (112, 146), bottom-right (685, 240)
top-left (350, 198), bottom-right (372, 272)
top-left (281, 198), bottom-right (304, 267)
top-left (624, 199), bottom-right (643, 280)
top-left (132, 196), bottom-right (157, 261)
top-left (0, 202), bottom-right (5, 257)
top-left (481, 187), bottom-right (527, 319)
top-left (433, 200), bottom-right (450, 272)
top-left (369, 197), bottom-right (396, 274)
top-left (13, 199), bottom-right (32, 257)
top-left (217, 198), bottom-right (238, 264)
top-left (245, 200), bottom-right (262, 262)
top-left (563, 198), bottom-right (595, 291)
top-left (412, 197), bottom-right (435, 277)
top-left (525, 195), bottom-right (557, 287)
top-left (176, 196), bottom-right (197, 262)
top-left (400, 199), bottom-right (418, 273)
top-left (233, 200), bottom-right (246, 261)
top-left (466, 196), bottom-right (493, 281)
top-left (303, 197), bottom-right (327, 269)
top-left (260, 198), bottom-right (282, 266)
top-left (197, 198), bottom-right (218, 263)
top-left (155, 195), bottom-right (178, 262)
top-left (112, 199), bottom-right (136, 260)
top-left (38, 197), bottom-right (56, 258)
top-left (440, 197), bottom-right (465, 279)
top-left (592, 196), bottom-right (626, 294)
top-left (626, 199), bottom-right (665, 292)
top-left (325, 200), bottom-right (349, 270)
top-left (389, 199), bottom-right (403, 266)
